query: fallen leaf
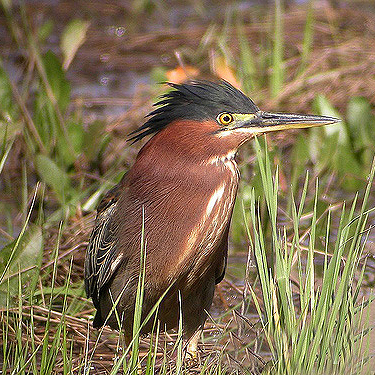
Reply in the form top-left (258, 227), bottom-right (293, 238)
top-left (166, 66), bottom-right (199, 83)
top-left (213, 55), bottom-right (241, 88)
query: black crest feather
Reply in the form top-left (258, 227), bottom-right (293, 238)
top-left (129, 80), bottom-right (259, 143)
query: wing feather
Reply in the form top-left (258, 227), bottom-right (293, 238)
top-left (84, 185), bottom-right (123, 305)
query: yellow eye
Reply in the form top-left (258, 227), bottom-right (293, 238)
top-left (217, 113), bottom-right (234, 125)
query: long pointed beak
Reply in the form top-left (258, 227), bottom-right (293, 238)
top-left (239, 111), bottom-right (340, 134)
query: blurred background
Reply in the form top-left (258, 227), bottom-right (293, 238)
top-left (1, 0), bottom-right (375, 373)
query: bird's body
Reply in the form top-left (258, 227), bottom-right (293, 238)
top-left (85, 81), bottom-right (338, 354)
top-left (86, 119), bottom-right (239, 338)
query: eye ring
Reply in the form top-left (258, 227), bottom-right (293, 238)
top-left (217, 113), bottom-right (234, 125)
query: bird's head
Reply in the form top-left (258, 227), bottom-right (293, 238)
top-left (130, 80), bottom-right (339, 162)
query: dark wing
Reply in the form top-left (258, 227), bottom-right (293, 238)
top-left (84, 184), bottom-right (123, 306)
top-left (214, 224), bottom-right (230, 284)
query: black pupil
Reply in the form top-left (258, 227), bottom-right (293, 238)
top-left (223, 115), bottom-right (231, 122)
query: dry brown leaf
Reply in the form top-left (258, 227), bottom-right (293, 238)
top-left (213, 56), bottom-right (241, 88)
top-left (166, 65), bottom-right (199, 83)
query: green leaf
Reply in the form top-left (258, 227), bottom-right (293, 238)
top-left (300, 0), bottom-right (314, 67)
top-left (230, 194), bottom-right (247, 246)
top-left (270, 0), bottom-right (284, 97)
top-left (312, 95), bottom-right (369, 189)
top-left (32, 285), bottom-right (84, 298)
top-left (33, 89), bottom-right (55, 151)
top-left (314, 94), bottom-right (346, 144)
top-left (237, 19), bottom-right (257, 92)
top-left (0, 225), bottom-right (43, 307)
top-left (0, 64), bottom-right (15, 114)
top-left (32, 51), bottom-right (72, 154)
top-left (317, 130), bottom-right (339, 172)
top-left (42, 50), bottom-right (71, 112)
top-left (56, 120), bottom-right (85, 165)
top-left (35, 154), bottom-right (71, 202)
top-left (346, 97), bottom-right (374, 149)
top-left (291, 133), bottom-right (310, 186)
top-left (83, 120), bottom-right (107, 161)
top-left (335, 144), bottom-right (364, 191)
top-left (38, 20), bottom-right (54, 43)
top-left (0, 64), bottom-right (22, 140)
top-left (60, 19), bottom-right (90, 70)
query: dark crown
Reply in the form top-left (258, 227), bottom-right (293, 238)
top-left (129, 80), bottom-right (259, 143)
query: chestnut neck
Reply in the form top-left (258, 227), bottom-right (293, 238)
top-left (135, 119), bottom-right (251, 167)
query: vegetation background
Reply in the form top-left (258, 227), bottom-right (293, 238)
top-left (0, 0), bottom-right (375, 373)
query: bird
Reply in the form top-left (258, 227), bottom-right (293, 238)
top-left (84, 80), bottom-right (338, 358)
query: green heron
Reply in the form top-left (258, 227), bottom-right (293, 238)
top-left (84, 80), bottom-right (338, 357)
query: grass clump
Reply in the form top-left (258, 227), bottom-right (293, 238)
top-left (244, 137), bottom-right (374, 374)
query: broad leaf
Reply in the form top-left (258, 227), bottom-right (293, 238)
top-left (60, 19), bottom-right (90, 70)
top-left (0, 225), bottom-right (43, 307)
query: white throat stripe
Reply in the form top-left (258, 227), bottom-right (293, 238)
top-left (206, 184), bottom-right (225, 216)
